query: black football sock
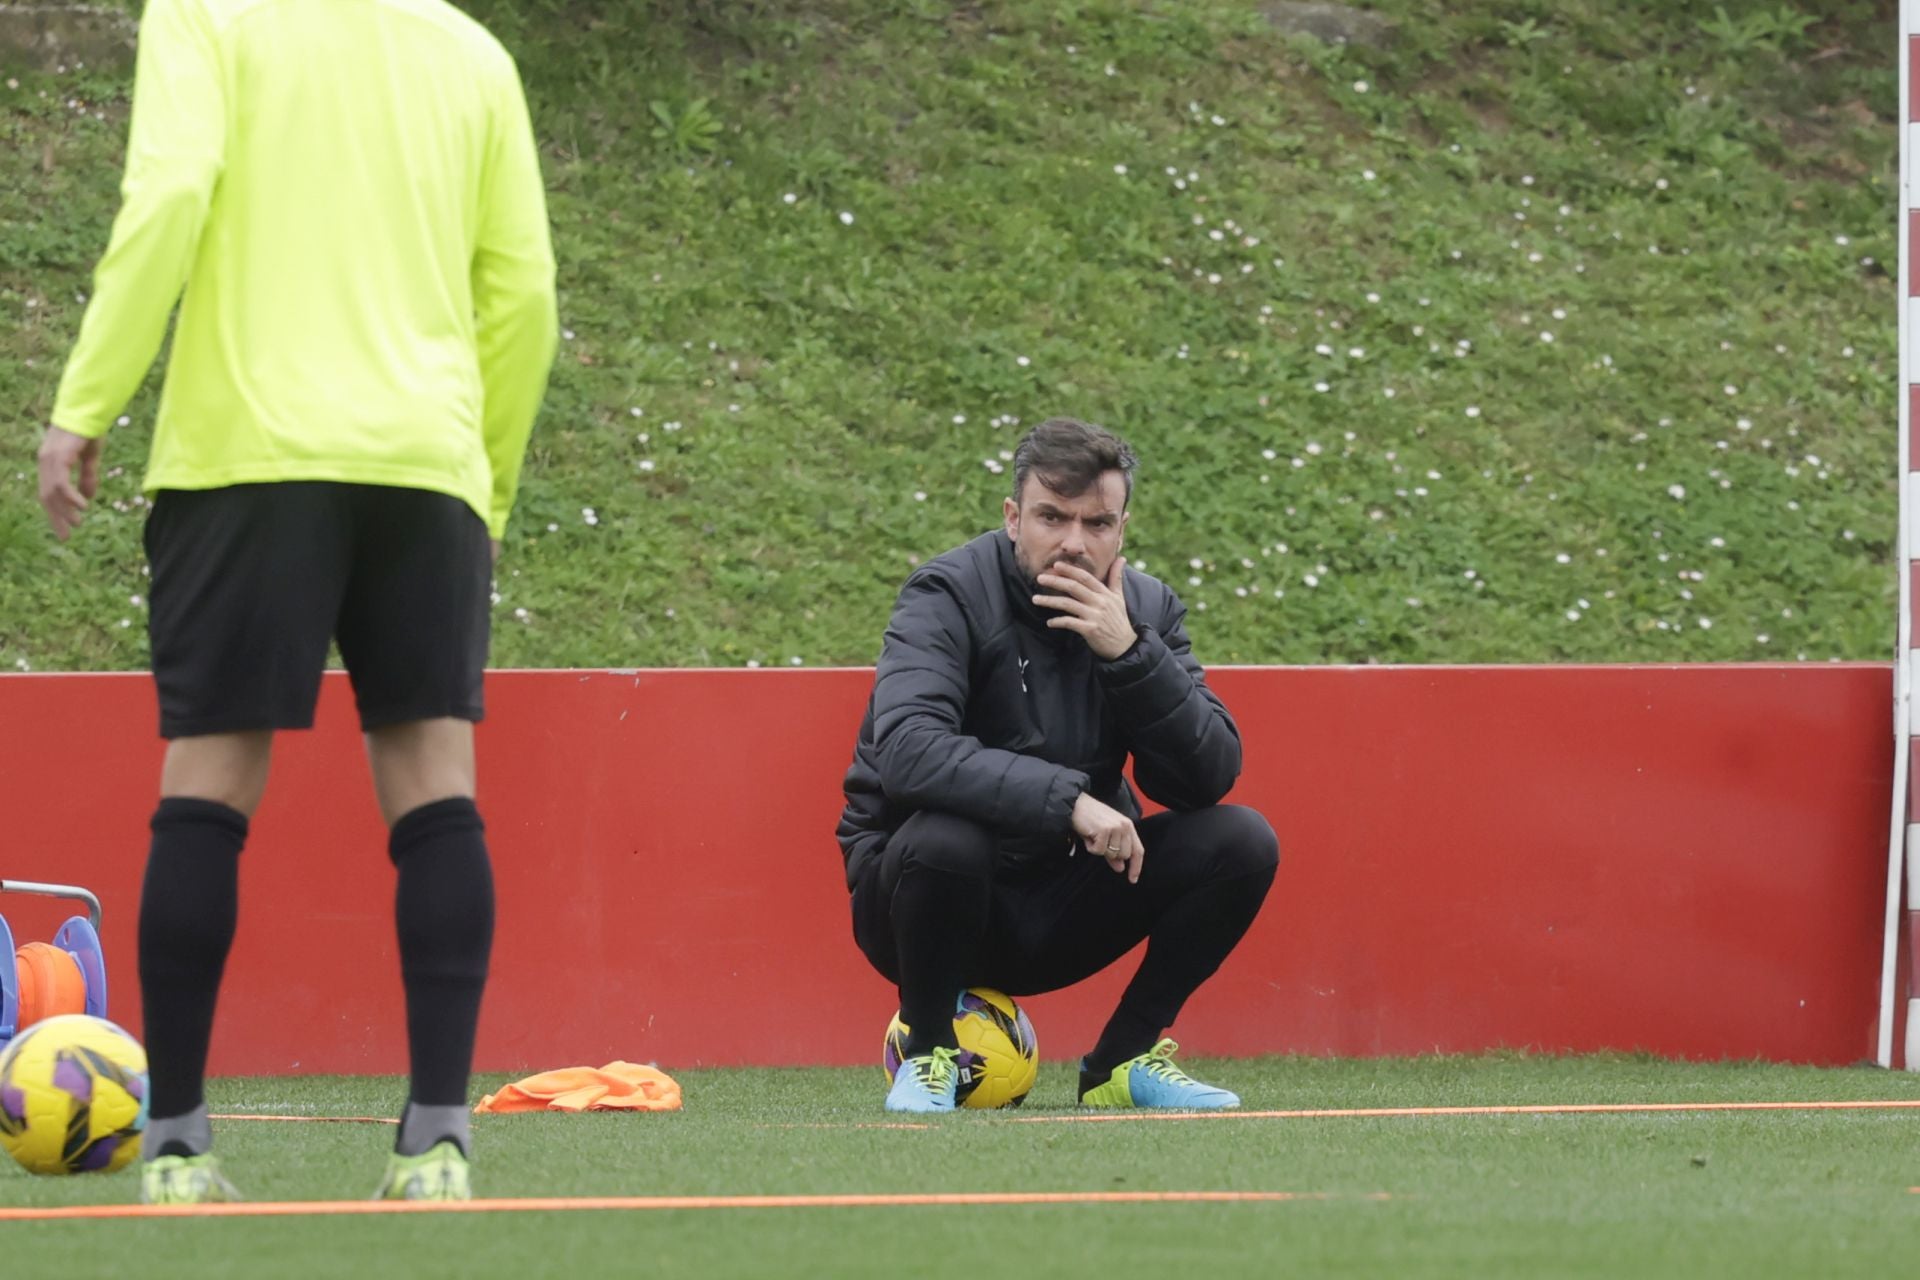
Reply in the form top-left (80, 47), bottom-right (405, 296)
top-left (390, 797), bottom-right (494, 1114)
top-left (138, 797), bottom-right (247, 1126)
top-left (891, 863), bottom-right (989, 1058)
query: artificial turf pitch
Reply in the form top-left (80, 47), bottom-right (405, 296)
top-left (4, 1054), bottom-right (1919, 1277)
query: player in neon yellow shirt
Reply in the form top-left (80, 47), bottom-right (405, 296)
top-left (36, 0), bottom-right (557, 1204)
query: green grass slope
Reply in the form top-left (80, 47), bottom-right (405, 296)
top-left (0, 0), bottom-right (1900, 669)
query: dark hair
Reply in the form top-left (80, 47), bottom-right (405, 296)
top-left (1011, 418), bottom-right (1137, 507)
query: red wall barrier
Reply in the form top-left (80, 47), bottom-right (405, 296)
top-left (0, 665), bottom-right (1893, 1074)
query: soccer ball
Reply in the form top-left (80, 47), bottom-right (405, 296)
top-left (0, 1013), bottom-right (149, 1175)
top-left (884, 988), bottom-right (1038, 1109)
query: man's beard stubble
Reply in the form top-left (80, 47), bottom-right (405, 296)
top-left (1015, 543), bottom-right (1098, 590)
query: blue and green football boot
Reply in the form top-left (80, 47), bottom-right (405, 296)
top-left (1078, 1039), bottom-right (1239, 1109)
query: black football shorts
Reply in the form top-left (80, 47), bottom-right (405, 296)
top-left (143, 481), bottom-right (491, 738)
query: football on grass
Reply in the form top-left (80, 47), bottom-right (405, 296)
top-left (884, 987), bottom-right (1038, 1108)
top-left (0, 1013), bottom-right (149, 1175)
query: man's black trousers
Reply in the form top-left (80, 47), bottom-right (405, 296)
top-left (850, 804), bottom-right (1279, 1065)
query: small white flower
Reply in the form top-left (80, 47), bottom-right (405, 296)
top-left (1698, 617), bottom-right (1713, 630)
top-left (1362, 169), bottom-right (1376, 181)
top-left (1314, 382), bottom-right (1330, 393)
top-left (913, 491), bottom-right (927, 501)
top-left (1540, 332), bottom-right (1554, 343)
top-left (1353, 80), bottom-right (1369, 93)
top-left (1465, 406), bottom-right (1481, 418)
top-left (1113, 164), bottom-right (1128, 175)
top-left (782, 192), bottom-right (797, 204)
top-left (1555, 553), bottom-right (1571, 564)
top-left (1565, 609), bottom-right (1581, 621)
top-left (1723, 384), bottom-right (1738, 396)
top-left (1667, 484), bottom-right (1686, 500)
top-left (638, 459), bottom-right (656, 472)
top-left (839, 211), bottom-right (855, 225)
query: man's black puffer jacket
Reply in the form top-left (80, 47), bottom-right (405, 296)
top-left (837, 530), bottom-right (1243, 889)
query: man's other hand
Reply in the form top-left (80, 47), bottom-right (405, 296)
top-left (1071, 791), bottom-right (1144, 884)
top-left (37, 425), bottom-right (102, 541)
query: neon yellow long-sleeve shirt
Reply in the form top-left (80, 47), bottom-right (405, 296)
top-left (51, 0), bottom-right (558, 539)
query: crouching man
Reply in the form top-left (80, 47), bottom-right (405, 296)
top-left (836, 418), bottom-right (1279, 1112)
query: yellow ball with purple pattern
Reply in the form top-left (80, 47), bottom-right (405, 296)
top-left (0, 1014), bottom-right (148, 1175)
top-left (883, 988), bottom-right (1038, 1108)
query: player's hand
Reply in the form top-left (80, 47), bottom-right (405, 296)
top-left (1071, 791), bottom-right (1145, 884)
top-left (1034, 556), bottom-right (1134, 660)
top-left (37, 425), bottom-right (102, 542)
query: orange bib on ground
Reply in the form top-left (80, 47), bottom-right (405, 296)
top-left (474, 1061), bottom-right (682, 1114)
